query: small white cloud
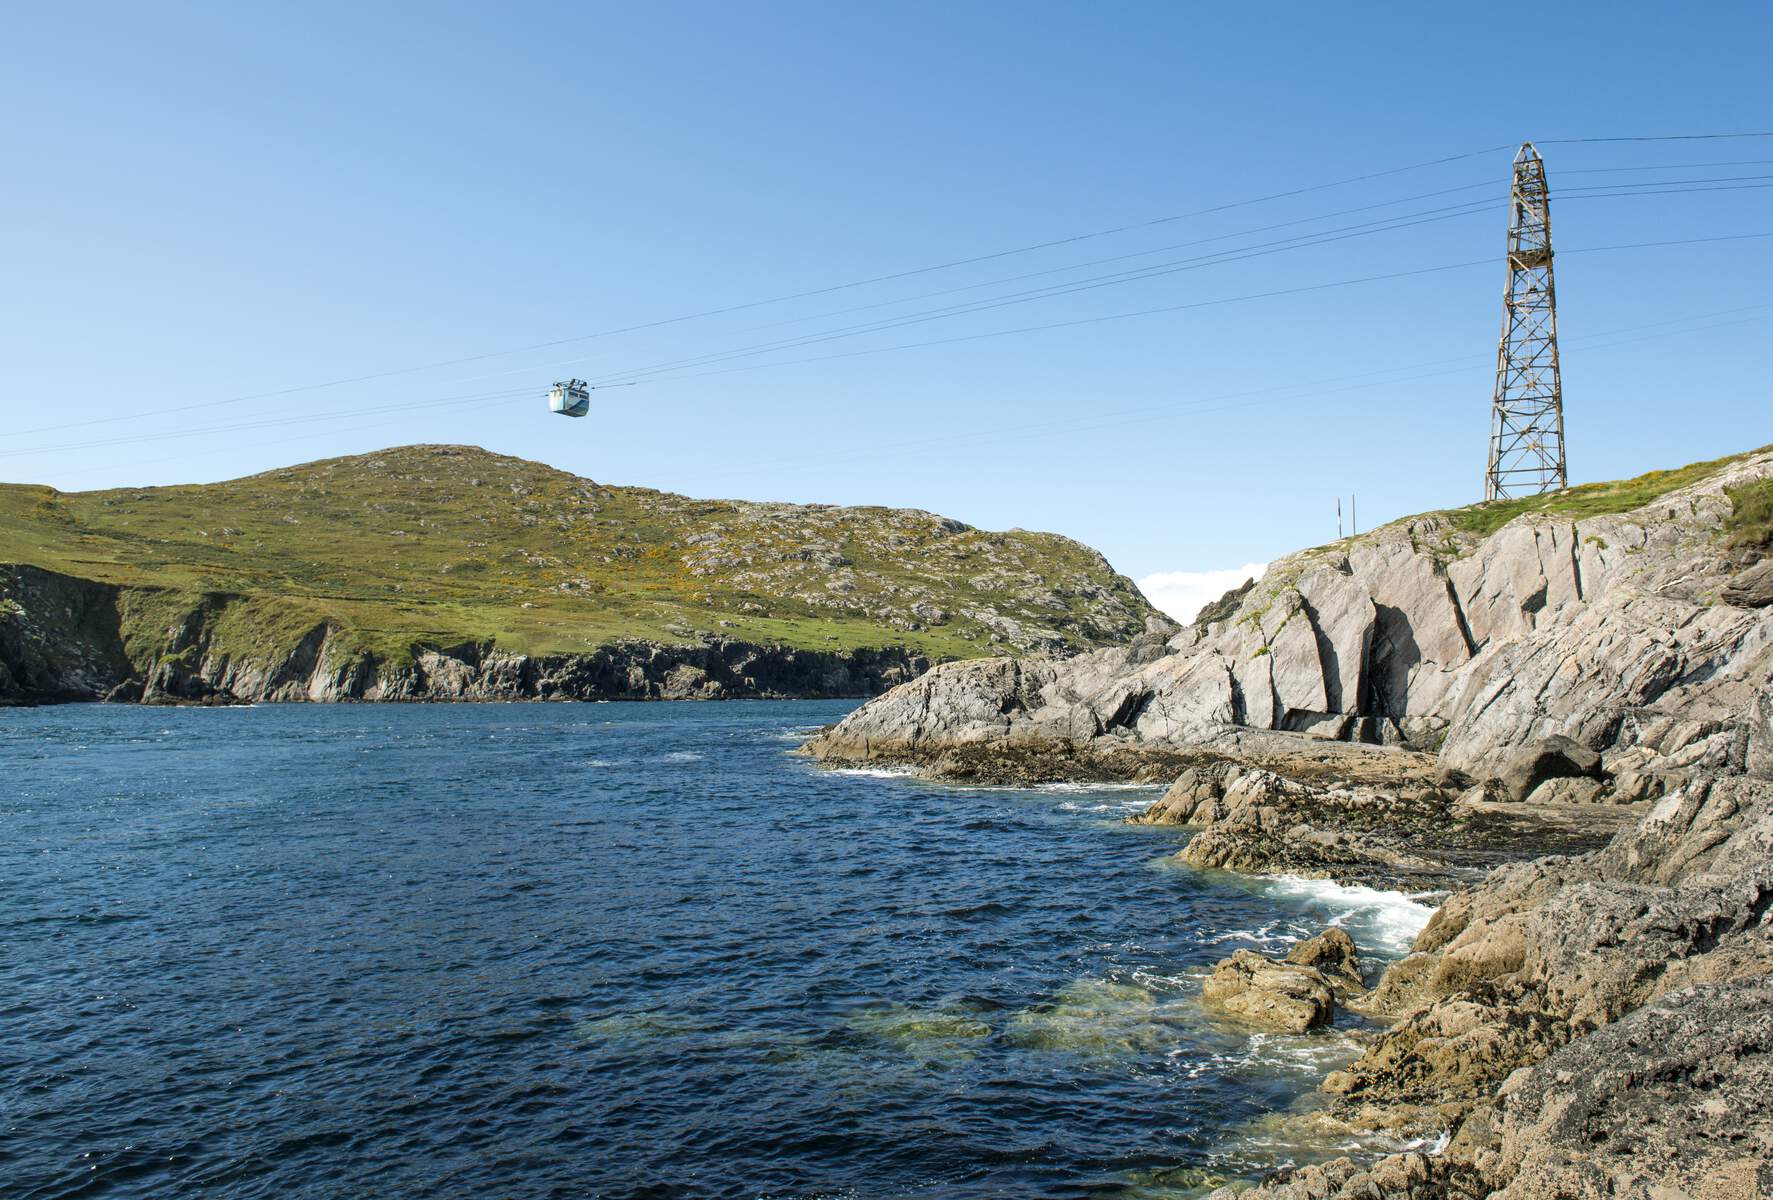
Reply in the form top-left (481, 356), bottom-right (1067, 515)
top-left (1137, 562), bottom-right (1268, 625)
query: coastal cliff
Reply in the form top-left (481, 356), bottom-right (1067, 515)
top-left (0, 562), bottom-right (933, 702)
top-left (0, 444), bottom-right (1158, 704)
top-left (805, 445), bottom-right (1773, 1198)
top-left (806, 445), bottom-right (1773, 788)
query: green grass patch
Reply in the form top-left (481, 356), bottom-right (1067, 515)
top-left (1, 444), bottom-right (1152, 668)
top-left (1724, 478), bottom-right (1773, 553)
top-left (1448, 445), bottom-right (1771, 538)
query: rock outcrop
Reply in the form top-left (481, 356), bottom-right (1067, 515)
top-left (1209, 774), bottom-right (1773, 1199)
top-left (1286, 928), bottom-right (1365, 996)
top-left (1200, 929), bottom-right (1368, 1033)
top-left (1202, 949), bottom-right (1340, 1033)
top-left (806, 447), bottom-right (1773, 794)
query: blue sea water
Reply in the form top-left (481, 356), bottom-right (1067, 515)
top-left (0, 701), bottom-right (1432, 1199)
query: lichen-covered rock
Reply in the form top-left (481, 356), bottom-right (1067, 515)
top-left (1216, 776), bottom-right (1773, 1199)
top-left (1204, 1153), bottom-right (1483, 1200)
top-left (1721, 557), bottom-right (1773, 608)
top-left (1485, 975), bottom-right (1773, 1200)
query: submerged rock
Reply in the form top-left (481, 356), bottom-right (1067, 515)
top-left (1005, 978), bottom-right (1182, 1056)
top-left (844, 1003), bottom-right (993, 1060)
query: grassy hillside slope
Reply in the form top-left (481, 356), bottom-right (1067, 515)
top-left (0, 444), bottom-right (1156, 675)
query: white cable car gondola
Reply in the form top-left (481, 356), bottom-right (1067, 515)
top-left (548, 379), bottom-right (592, 418)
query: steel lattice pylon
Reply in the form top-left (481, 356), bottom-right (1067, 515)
top-left (1485, 142), bottom-right (1567, 500)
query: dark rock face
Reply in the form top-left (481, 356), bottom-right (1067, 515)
top-left (0, 564), bottom-right (928, 704)
top-left (0, 565), bottom-right (134, 702)
top-left (1496, 735), bottom-right (1603, 803)
top-left (1191, 576), bottom-right (1257, 629)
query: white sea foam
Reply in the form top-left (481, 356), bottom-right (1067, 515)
top-left (1167, 1027), bottom-right (1366, 1084)
top-left (1262, 875), bottom-right (1437, 958)
top-left (1056, 798), bottom-right (1153, 815)
top-left (1202, 920), bottom-right (1298, 952)
top-left (1405, 1129), bottom-right (1452, 1156)
top-left (829, 766), bottom-right (918, 780)
top-left (662, 750), bottom-right (705, 763)
top-left (772, 726), bottom-right (825, 740)
top-left (1041, 780), bottom-right (1161, 793)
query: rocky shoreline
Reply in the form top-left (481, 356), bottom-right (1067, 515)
top-left (804, 449), bottom-right (1773, 1197)
top-left (1175, 773), bottom-right (1773, 1200)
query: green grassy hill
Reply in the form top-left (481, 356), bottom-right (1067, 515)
top-left (0, 445), bottom-right (1157, 685)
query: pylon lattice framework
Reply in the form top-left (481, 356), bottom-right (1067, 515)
top-left (1485, 142), bottom-right (1567, 501)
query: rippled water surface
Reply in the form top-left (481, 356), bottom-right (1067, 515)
top-left (2, 702), bottom-right (1430, 1198)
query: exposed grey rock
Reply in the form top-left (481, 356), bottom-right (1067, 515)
top-left (807, 447), bottom-right (1773, 785)
top-left (1495, 734), bottom-right (1603, 802)
top-left (1521, 775), bottom-right (1606, 805)
top-left (1721, 557), bottom-right (1773, 608)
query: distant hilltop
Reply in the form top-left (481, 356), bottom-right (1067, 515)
top-left (0, 444), bottom-right (1160, 703)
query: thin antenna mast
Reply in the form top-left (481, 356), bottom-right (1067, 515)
top-left (1485, 142), bottom-right (1568, 500)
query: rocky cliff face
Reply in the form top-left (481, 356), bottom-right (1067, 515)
top-left (0, 565), bottom-right (136, 701)
top-left (0, 563), bottom-right (928, 703)
top-left (806, 447), bottom-right (1773, 791)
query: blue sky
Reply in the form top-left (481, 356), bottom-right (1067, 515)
top-left (3, 2), bottom-right (1769, 610)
